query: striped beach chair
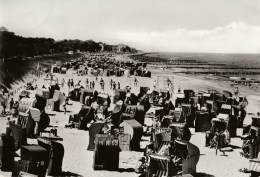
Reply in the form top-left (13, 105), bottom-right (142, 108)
top-left (17, 113), bottom-right (29, 129)
top-left (147, 154), bottom-right (176, 177)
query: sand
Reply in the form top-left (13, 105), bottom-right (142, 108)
top-left (1, 53), bottom-right (259, 177)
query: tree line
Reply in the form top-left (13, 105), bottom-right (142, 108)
top-left (0, 27), bottom-right (134, 59)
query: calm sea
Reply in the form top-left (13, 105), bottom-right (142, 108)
top-left (146, 52), bottom-right (260, 67)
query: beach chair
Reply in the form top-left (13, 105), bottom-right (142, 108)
top-left (183, 90), bottom-right (195, 104)
top-left (37, 137), bottom-right (64, 176)
top-left (146, 154), bottom-right (176, 177)
top-left (123, 119), bottom-right (143, 151)
top-left (169, 123), bottom-right (191, 142)
top-left (93, 134), bottom-right (120, 171)
top-left (153, 128), bottom-right (172, 153)
top-left (0, 134), bottom-right (15, 172)
top-left (121, 105), bottom-right (146, 125)
top-left (17, 112), bottom-right (35, 138)
top-left (97, 93), bottom-right (111, 109)
top-left (80, 89), bottom-right (98, 105)
top-left (9, 122), bottom-right (27, 151)
top-left (195, 111), bottom-right (211, 132)
top-left (20, 145), bottom-right (49, 177)
top-left (170, 110), bottom-right (185, 123)
top-left (113, 89), bottom-right (127, 104)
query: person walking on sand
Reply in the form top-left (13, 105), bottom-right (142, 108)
top-left (63, 96), bottom-right (70, 114)
top-left (90, 81), bottom-right (92, 89)
top-left (102, 81), bottom-right (105, 91)
top-left (110, 79), bottom-right (113, 89)
top-left (113, 81), bottom-right (117, 90)
top-left (67, 79), bottom-right (71, 89)
top-left (71, 79), bottom-right (74, 88)
top-left (9, 98), bottom-right (14, 112)
top-left (62, 78), bottom-right (65, 88)
top-left (100, 79), bottom-right (105, 90)
top-left (92, 81), bottom-right (95, 89)
top-left (86, 79), bottom-right (89, 89)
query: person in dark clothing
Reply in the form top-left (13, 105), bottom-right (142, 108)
top-left (110, 79), bottom-right (113, 89)
top-left (118, 82), bottom-right (120, 89)
top-left (113, 81), bottom-right (117, 90)
top-left (92, 81), bottom-right (95, 89)
top-left (86, 79), bottom-right (89, 89)
top-left (68, 79), bottom-right (71, 89)
top-left (9, 98), bottom-right (14, 112)
top-left (71, 79), bottom-right (74, 88)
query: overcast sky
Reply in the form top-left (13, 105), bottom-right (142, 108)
top-left (1, 0), bottom-right (260, 53)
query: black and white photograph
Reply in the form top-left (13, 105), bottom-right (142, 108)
top-left (0, 0), bottom-right (260, 176)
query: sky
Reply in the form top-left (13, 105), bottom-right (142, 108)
top-left (1, 0), bottom-right (260, 53)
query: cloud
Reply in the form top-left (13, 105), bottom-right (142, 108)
top-left (115, 22), bottom-right (260, 53)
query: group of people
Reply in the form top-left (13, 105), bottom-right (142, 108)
top-left (110, 79), bottom-right (120, 90)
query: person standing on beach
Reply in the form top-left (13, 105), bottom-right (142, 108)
top-left (90, 81), bottom-right (92, 89)
top-left (102, 82), bottom-right (105, 90)
top-left (110, 79), bottom-right (113, 89)
top-left (62, 78), bottom-right (65, 88)
top-left (68, 79), bottom-right (71, 89)
top-left (100, 78), bottom-right (104, 90)
top-left (86, 79), bottom-right (89, 89)
top-left (92, 81), bottom-right (95, 89)
top-left (113, 81), bottom-right (117, 90)
top-left (71, 79), bottom-right (74, 88)
top-left (9, 98), bottom-right (14, 112)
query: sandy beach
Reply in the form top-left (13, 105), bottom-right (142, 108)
top-left (0, 53), bottom-right (259, 177)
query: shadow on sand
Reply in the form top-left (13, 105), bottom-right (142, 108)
top-left (194, 172), bottom-right (215, 177)
top-left (60, 171), bottom-right (83, 176)
top-left (118, 168), bottom-right (135, 173)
